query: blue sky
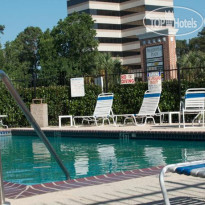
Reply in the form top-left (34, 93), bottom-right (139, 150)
top-left (0, 0), bottom-right (67, 45)
top-left (0, 0), bottom-right (204, 45)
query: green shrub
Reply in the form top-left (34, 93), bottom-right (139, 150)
top-left (1, 79), bottom-right (205, 127)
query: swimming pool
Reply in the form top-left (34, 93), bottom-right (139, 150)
top-left (1, 135), bottom-right (205, 185)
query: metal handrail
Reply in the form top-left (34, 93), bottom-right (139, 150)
top-left (0, 70), bottom-right (70, 203)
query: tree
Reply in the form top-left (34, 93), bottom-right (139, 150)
top-left (197, 27), bottom-right (205, 51)
top-left (3, 41), bottom-right (31, 82)
top-left (0, 25), bottom-right (5, 35)
top-left (0, 44), bottom-right (5, 69)
top-left (179, 51), bottom-right (205, 80)
top-left (95, 52), bottom-right (122, 91)
top-left (38, 29), bottom-right (59, 85)
top-left (2, 27), bottom-right (43, 90)
top-left (188, 27), bottom-right (205, 52)
top-left (0, 24), bottom-right (5, 49)
top-left (51, 12), bottom-right (99, 76)
top-left (179, 51), bottom-right (205, 68)
top-left (176, 40), bottom-right (189, 59)
top-left (15, 27), bottom-right (43, 76)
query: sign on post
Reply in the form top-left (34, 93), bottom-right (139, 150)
top-left (94, 76), bottom-right (104, 93)
top-left (146, 45), bottom-right (164, 72)
top-left (147, 72), bottom-right (162, 92)
top-left (121, 74), bottom-right (135, 84)
top-left (70, 77), bottom-right (85, 97)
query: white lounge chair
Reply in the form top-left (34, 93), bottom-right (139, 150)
top-left (160, 160), bottom-right (205, 205)
top-left (73, 93), bottom-right (115, 126)
top-left (0, 115), bottom-right (8, 129)
top-left (114, 90), bottom-right (161, 125)
top-left (181, 88), bottom-right (205, 128)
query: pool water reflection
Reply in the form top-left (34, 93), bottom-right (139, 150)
top-left (1, 135), bottom-right (205, 185)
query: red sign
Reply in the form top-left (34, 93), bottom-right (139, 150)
top-left (121, 74), bottom-right (135, 84)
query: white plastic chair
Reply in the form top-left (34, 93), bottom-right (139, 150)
top-left (114, 90), bottom-right (161, 125)
top-left (181, 88), bottom-right (205, 128)
top-left (73, 93), bottom-right (115, 126)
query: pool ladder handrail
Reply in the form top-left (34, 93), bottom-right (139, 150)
top-left (0, 70), bottom-right (70, 204)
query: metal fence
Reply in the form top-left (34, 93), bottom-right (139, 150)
top-left (1, 67), bottom-right (205, 97)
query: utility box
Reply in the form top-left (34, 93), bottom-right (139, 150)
top-left (30, 99), bottom-right (48, 127)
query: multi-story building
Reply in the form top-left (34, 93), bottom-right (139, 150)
top-left (67, 0), bottom-right (176, 75)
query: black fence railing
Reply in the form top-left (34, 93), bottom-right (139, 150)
top-left (1, 67), bottom-right (205, 96)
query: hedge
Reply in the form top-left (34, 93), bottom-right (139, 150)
top-left (0, 79), bottom-right (204, 127)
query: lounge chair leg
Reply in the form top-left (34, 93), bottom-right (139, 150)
top-left (144, 117), bottom-right (147, 125)
top-left (113, 116), bottom-right (117, 126)
top-left (183, 110), bottom-right (185, 128)
top-left (95, 118), bottom-right (98, 126)
top-left (133, 117), bottom-right (137, 125)
top-left (152, 117), bottom-right (156, 125)
top-left (159, 167), bottom-right (171, 205)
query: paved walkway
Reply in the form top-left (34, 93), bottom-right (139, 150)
top-left (8, 173), bottom-right (205, 205)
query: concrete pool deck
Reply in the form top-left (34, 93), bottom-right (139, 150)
top-left (10, 123), bottom-right (205, 141)
top-left (10, 122), bottom-right (205, 132)
top-left (7, 173), bottom-right (205, 205)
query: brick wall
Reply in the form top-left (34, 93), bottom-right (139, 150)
top-left (140, 35), bottom-right (177, 81)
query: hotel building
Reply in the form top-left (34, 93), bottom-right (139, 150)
top-left (67, 0), bottom-right (176, 78)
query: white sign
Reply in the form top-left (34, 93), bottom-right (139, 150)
top-left (70, 77), bottom-right (85, 97)
top-left (146, 45), bottom-right (163, 72)
top-left (121, 74), bottom-right (135, 84)
top-left (146, 46), bottom-right (163, 59)
top-left (147, 72), bottom-right (162, 92)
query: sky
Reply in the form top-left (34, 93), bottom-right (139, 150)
top-left (0, 0), bottom-right (67, 45)
top-left (0, 0), bottom-right (205, 46)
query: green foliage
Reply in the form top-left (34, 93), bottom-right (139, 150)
top-left (179, 51), bottom-right (205, 68)
top-left (0, 25), bottom-right (5, 35)
top-left (94, 52), bottom-right (122, 90)
top-left (176, 40), bottom-right (189, 59)
top-left (160, 80), bottom-right (180, 111)
top-left (2, 76), bottom-right (205, 127)
top-left (111, 82), bottom-right (147, 114)
top-left (177, 27), bottom-right (205, 69)
top-left (1, 79), bottom-right (203, 127)
top-left (38, 29), bottom-right (59, 85)
top-left (0, 83), bottom-right (101, 127)
top-left (50, 12), bottom-right (99, 76)
top-left (0, 44), bottom-right (5, 68)
top-left (2, 27), bottom-right (43, 83)
top-left (15, 26), bottom-right (42, 68)
top-left (95, 52), bottom-right (122, 75)
top-left (189, 27), bottom-right (205, 52)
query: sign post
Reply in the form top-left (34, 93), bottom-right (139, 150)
top-left (146, 45), bottom-right (164, 73)
top-left (147, 72), bottom-right (162, 92)
top-left (94, 76), bottom-right (104, 93)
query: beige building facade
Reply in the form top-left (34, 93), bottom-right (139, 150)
top-left (67, 0), bottom-right (177, 77)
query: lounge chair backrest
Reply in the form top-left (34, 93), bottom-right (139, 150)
top-left (184, 88), bottom-right (205, 110)
top-left (138, 90), bottom-right (161, 116)
top-left (94, 93), bottom-right (114, 117)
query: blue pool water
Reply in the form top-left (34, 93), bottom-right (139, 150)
top-left (1, 135), bottom-right (205, 185)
